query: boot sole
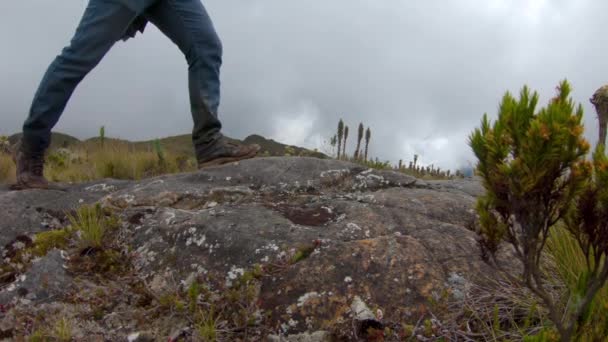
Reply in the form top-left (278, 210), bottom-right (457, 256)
top-left (198, 149), bottom-right (259, 169)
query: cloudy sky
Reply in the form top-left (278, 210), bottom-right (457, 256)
top-left (1, 0), bottom-right (607, 170)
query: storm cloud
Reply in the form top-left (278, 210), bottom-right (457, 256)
top-left (1, 0), bottom-right (607, 169)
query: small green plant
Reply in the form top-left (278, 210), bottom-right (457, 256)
top-left (0, 135), bottom-right (10, 154)
top-left (53, 317), bottom-right (72, 342)
top-left (67, 203), bottom-right (117, 249)
top-left (153, 138), bottom-right (165, 165)
top-left (423, 318), bottom-right (433, 337)
top-left (342, 125), bottom-right (349, 159)
top-left (337, 119), bottom-right (344, 159)
top-left (188, 281), bottom-right (201, 314)
top-left (28, 329), bottom-right (47, 342)
top-left (195, 307), bottom-right (219, 342)
top-left (32, 228), bottom-right (73, 256)
top-left (364, 127), bottom-right (371, 161)
top-left (355, 122), bottom-right (364, 160)
top-left (99, 126), bottom-right (105, 147)
top-left (289, 244), bottom-right (316, 264)
top-left (284, 146), bottom-right (296, 156)
top-left (46, 149), bottom-right (71, 170)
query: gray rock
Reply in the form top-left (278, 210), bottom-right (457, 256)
top-left (267, 331), bottom-right (333, 342)
top-left (0, 157), bottom-right (513, 340)
top-left (0, 249), bottom-right (70, 305)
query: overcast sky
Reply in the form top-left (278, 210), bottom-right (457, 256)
top-left (1, 0), bottom-right (607, 170)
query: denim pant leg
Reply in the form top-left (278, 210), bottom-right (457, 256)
top-left (144, 0), bottom-right (223, 155)
top-left (22, 1), bottom-right (138, 154)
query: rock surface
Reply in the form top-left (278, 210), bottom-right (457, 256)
top-left (0, 157), bottom-right (508, 340)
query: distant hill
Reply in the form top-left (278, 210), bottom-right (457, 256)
top-left (9, 132), bottom-right (81, 150)
top-left (8, 132), bottom-right (328, 159)
top-left (242, 134), bottom-right (327, 159)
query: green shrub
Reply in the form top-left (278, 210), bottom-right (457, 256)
top-left (469, 80), bottom-right (608, 341)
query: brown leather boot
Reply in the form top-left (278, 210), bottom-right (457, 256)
top-left (11, 142), bottom-right (49, 190)
top-left (197, 136), bottom-right (260, 168)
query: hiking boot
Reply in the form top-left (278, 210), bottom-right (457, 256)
top-left (197, 136), bottom-right (260, 168)
top-left (11, 141), bottom-right (49, 190)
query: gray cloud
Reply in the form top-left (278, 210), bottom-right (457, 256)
top-left (1, 0), bottom-right (607, 170)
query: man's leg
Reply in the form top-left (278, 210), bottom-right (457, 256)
top-left (144, 0), bottom-right (259, 167)
top-left (14, 0), bottom-right (138, 189)
top-left (22, 0), bottom-right (138, 154)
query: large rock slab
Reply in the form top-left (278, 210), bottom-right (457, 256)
top-left (0, 157), bottom-right (506, 340)
top-left (0, 179), bottom-right (131, 248)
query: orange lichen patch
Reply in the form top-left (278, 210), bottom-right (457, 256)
top-left (355, 239), bottom-right (378, 248)
top-left (418, 283), bottom-right (436, 298)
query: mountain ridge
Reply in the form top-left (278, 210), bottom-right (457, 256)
top-left (8, 132), bottom-right (328, 159)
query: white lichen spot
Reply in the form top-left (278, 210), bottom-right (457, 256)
top-left (297, 292), bottom-right (319, 307)
top-left (305, 316), bottom-right (314, 329)
top-left (85, 183), bottom-right (116, 192)
top-left (121, 194), bottom-right (135, 204)
top-left (344, 276), bottom-right (353, 283)
top-left (226, 177), bottom-right (232, 181)
top-left (127, 332), bottom-right (140, 342)
top-left (194, 235), bottom-right (207, 247)
top-left (163, 211), bottom-right (176, 225)
top-left (147, 251), bottom-right (157, 262)
top-left (196, 265), bottom-right (207, 274)
top-left (320, 169), bottom-right (350, 178)
top-left (346, 223), bottom-right (361, 231)
top-left (12, 241), bottom-right (25, 251)
top-left (226, 266), bottom-right (245, 287)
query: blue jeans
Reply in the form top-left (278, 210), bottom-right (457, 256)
top-left (22, 0), bottom-right (223, 156)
